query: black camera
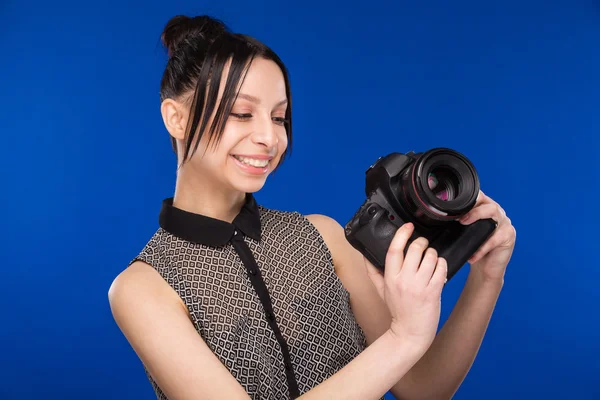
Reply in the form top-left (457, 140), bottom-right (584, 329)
top-left (344, 148), bottom-right (496, 282)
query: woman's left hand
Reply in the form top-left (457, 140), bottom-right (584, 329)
top-left (458, 190), bottom-right (516, 282)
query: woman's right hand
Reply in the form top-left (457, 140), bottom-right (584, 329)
top-left (364, 222), bottom-right (447, 352)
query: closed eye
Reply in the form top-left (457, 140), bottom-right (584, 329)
top-left (230, 113), bottom-right (289, 126)
top-left (272, 117), bottom-right (289, 126)
top-left (230, 113), bottom-right (252, 121)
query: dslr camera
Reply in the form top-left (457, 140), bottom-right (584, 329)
top-left (345, 148), bottom-right (496, 282)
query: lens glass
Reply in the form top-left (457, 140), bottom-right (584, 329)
top-left (398, 148), bottom-right (480, 224)
top-left (427, 167), bottom-right (459, 201)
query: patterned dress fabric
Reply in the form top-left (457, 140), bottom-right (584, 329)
top-left (130, 194), bottom-right (383, 400)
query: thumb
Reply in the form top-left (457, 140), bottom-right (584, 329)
top-left (364, 257), bottom-right (385, 300)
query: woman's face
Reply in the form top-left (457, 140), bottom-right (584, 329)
top-left (176, 57), bottom-right (289, 195)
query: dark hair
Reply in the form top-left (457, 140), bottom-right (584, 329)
top-left (159, 15), bottom-right (293, 167)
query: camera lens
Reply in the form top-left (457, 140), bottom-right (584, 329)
top-left (399, 148), bottom-right (480, 224)
top-left (427, 168), bottom-right (459, 201)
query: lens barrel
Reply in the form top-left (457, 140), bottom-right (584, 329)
top-left (399, 148), bottom-right (480, 225)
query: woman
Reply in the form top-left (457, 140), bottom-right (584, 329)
top-left (108, 14), bottom-right (516, 400)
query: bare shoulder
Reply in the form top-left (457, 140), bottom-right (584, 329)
top-left (304, 214), bottom-right (348, 265)
top-left (108, 261), bottom-right (187, 319)
top-left (304, 213), bottom-right (363, 273)
top-left (109, 261), bottom-right (174, 296)
top-left (305, 214), bottom-right (344, 240)
top-left (305, 214), bottom-right (391, 346)
top-left (107, 261), bottom-right (251, 398)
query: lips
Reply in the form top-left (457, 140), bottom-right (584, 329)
top-left (229, 154), bottom-right (272, 176)
top-left (231, 155), bottom-right (271, 168)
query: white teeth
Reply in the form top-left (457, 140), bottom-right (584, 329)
top-left (233, 155), bottom-right (269, 168)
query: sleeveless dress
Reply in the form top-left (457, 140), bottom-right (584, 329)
top-left (129, 194), bottom-right (385, 400)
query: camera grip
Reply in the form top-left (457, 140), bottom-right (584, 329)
top-left (345, 202), bottom-right (400, 271)
top-left (433, 218), bottom-right (497, 281)
top-left (346, 203), bottom-right (497, 281)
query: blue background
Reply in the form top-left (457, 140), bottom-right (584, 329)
top-left (1, 0), bottom-right (598, 399)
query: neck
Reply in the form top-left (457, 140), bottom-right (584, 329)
top-left (172, 165), bottom-right (246, 223)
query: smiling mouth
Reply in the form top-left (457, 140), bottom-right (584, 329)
top-left (231, 155), bottom-right (270, 168)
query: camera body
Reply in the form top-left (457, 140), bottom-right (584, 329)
top-left (344, 148), bottom-right (496, 282)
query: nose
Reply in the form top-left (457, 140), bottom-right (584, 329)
top-left (251, 115), bottom-right (279, 149)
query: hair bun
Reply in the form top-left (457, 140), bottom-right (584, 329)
top-left (161, 15), bottom-right (228, 56)
top-left (192, 16), bottom-right (227, 39)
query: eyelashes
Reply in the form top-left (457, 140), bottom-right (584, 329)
top-left (230, 113), bottom-right (289, 126)
top-left (230, 113), bottom-right (252, 120)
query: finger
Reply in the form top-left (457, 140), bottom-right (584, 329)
top-left (475, 190), bottom-right (485, 205)
top-left (428, 257), bottom-right (448, 291)
top-left (416, 247), bottom-right (438, 285)
top-left (363, 257), bottom-right (385, 300)
top-left (384, 223), bottom-right (415, 277)
top-left (468, 224), bottom-right (514, 263)
top-left (459, 203), bottom-right (504, 225)
top-left (471, 190), bottom-right (489, 208)
top-left (401, 236), bottom-right (429, 276)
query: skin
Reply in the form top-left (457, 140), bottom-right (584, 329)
top-left (160, 57), bottom-right (289, 222)
top-left (109, 56), bottom-right (516, 400)
top-left (313, 190), bottom-right (515, 399)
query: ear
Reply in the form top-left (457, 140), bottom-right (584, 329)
top-left (160, 99), bottom-right (187, 141)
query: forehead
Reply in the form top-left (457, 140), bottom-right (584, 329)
top-left (229, 57), bottom-right (287, 100)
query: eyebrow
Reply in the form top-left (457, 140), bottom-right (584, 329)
top-left (237, 93), bottom-right (288, 107)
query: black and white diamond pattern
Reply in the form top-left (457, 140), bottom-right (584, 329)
top-left (131, 206), bottom-right (384, 400)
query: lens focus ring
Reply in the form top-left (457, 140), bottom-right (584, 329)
top-left (400, 148), bottom-right (480, 224)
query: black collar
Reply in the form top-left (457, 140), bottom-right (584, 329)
top-left (158, 194), bottom-right (261, 246)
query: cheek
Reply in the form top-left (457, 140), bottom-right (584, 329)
top-left (278, 130), bottom-right (289, 152)
top-left (272, 134), bottom-right (289, 167)
top-left (210, 133), bottom-right (236, 159)
top-left (191, 140), bottom-right (230, 169)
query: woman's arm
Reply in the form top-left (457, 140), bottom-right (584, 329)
top-left (109, 262), bottom-right (252, 400)
top-left (109, 261), bottom-right (429, 400)
top-left (298, 329), bottom-right (424, 400)
top-left (307, 189), bottom-right (515, 400)
top-left (388, 271), bottom-right (503, 400)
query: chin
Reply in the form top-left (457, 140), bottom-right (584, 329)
top-left (232, 179), bottom-right (268, 194)
top-left (225, 168), bottom-right (271, 194)
top-left (226, 155), bottom-right (276, 193)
